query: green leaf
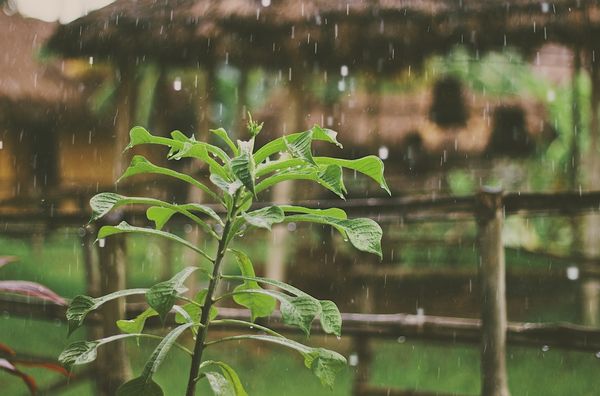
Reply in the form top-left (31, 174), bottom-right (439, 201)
top-left (116, 377), bottom-right (163, 396)
top-left (200, 361), bottom-right (248, 396)
top-left (222, 275), bottom-right (306, 298)
top-left (174, 289), bottom-right (218, 325)
top-left (319, 301), bottom-right (342, 337)
top-left (90, 193), bottom-right (220, 235)
top-left (241, 206), bottom-right (284, 230)
top-left (206, 335), bottom-right (346, 388)
top-left (117, 156), bottom-right (218, 200)
top-left (228, 288), bottom-right (319, 335)
top-left (303, 348), bottom-right (347, 388)
top-left (58, 341), bottom-right (100, 371)
top-left (117, 308), bottom-right (158, 334)
top-left (255, 165), bottom-right (346, 199)
top-left (280, 295), bottom-right (321, 336)
top-left (231, 149), bottom-right (256, 196)
top-left (279, 205), bottom-right (347, 220)
top-left (285, 130), bottom-right (316, 165)
top-left (139, 323), bottom-right (193, 381)
top-left (146, 267), bottom-right (198, 323)
top-left (98, 221), bottom-right (213, 261)
top-left (66, 289), bottom-right (147, 335)
top-left (230, 250), bottom-right (276, 321)
top-left (211, 128), bottom-right (238, 155)
top-left (117, 323), bottom-right (193, 395)
top-left (284, 215), bottom-right (383, 259)
top-left (210, 173), bottom-right (243, 196)
top-left (254, 125), bottom-right (342, 164)
top-left (204, 372), bottom-right (234, 396)
top-left (316, 156), bottom-right (390, 195)
top-left (146, 207), bottom-right (175, 230)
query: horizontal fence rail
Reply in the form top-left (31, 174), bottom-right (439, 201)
top-left (2, 298), bottom-right (600, 353)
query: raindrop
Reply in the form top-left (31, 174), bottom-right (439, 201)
top-left (566, 266), bottom-right (579, 281)
top-left (215, 224), bottom-right (224, 233)
top-left (98, 238), bottom-right (106, 248)
top-left (348, 353), bottom-right (359, 366)
top-left (397, 336), bottom-right (406, 343)
top-left (340, 65), bottom-right (348, 77)
top-left (0, 141), bottom-right (3, 150)
top-left (378, 146), bottom-right (389, 160)
top-left (595, 351), bottom-right (600, 359)
top-left (337, 80), bottom-right (346, 92)
top-left (88, 56), bottom-right (94, 65)
top-left (546, 89), bottom-right (556, 102)
top-left (184, 224), bottom-right (193, 234)
top-left (287, 222), bottom-right (297, 232)
top-left (541, 2), bottom-right (549, 13)
top-left (173, 77), bottom-right (182, 91)
top-left (541, 345), bottom-right (550, 352)
top-left (261, 0), bottom-right (271, 7)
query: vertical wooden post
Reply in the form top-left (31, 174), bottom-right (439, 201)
top-left (264, 81), bottom-right (303, 282)
top-left (582, 54), bottom-right (600, 326)
top-left (93, 61), bottom-right (134, 396)
top-left (477, 188), bottom-right (510, 396)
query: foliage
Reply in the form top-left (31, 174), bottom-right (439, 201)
top-left (59, 119), bottom-right (388, 395)
top-left (0, 258), bottom-right (70, 394)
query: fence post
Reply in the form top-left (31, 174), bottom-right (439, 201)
top-left (476, 188), bottom-right (510, 396)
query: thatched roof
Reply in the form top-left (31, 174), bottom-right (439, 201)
top-left (0, 11), bottom-right (88, 124)
top-left (47, 0), bottom-right (600, 74)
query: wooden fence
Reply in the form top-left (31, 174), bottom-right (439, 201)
top-left (2, 189), bottom-right (600, 395)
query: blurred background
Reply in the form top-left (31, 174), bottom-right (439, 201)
top-left (2, 1), bottom-right (600, 395)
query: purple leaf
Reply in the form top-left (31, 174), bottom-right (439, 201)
top-left (0, 281), bottom-right (67, 306)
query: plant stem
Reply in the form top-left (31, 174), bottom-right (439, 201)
top-left (185, 202), bottom-right (237, 396)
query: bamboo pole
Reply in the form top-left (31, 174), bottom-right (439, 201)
top-left (476, 189), bottom-right (509, 396)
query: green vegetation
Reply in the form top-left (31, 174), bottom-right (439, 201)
top-left (57, 119), bottom-right (387, 396)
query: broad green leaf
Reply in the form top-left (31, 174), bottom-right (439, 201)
top-left (254, 125), bottom-right (342, 164)
top-left (222, 275), bottom-right (306, 298)
top-left (116, 323), bottom-right (193, 395)
top-left (200, 361), bottom-right (248, 396)
top-left (210, 173), bottom-right (243, 196)
top-left (279, 205), bottom-right (347, 220)
top-left (117, 156), bottom-right (219, 201)
top-left (139, 323), bottom-right (193, 381)
top-left (146, 207), bottom-right (175, 230)
top-left (255, 165), bottom-right (345, 199)
top-left (319, 301), bottom-right (342, 337)
top-left (116, 377), bottom-right (163, 396)
top-left (241, 206), bottom-right (284, 230)
top-left (211, 128), bottom-right (238, 155)
top-left (283, 215), bottom-right (383, 259)
top-left (228, 288), bottom-right (319, 335)
top-left (207, 335), bottom-right (346, 388)
top-left (285, 130), bottom-right (316, 165)
top-left (231, 150), bottom-right (255, 196)
top-left (204, 372), bottom-right (234, 396)
top-left (90, 193), bottom-right (219, 235)
top-left (230, 250), bottom-right (276, 321)
top-left (303, 348), bottom-right (347, 388)
top-left (174, 289), bottom-right (218, 324)
top-left (98, 221), bottom-right (213, 261)
top-left (126, 126), bottom-right (229, 170)
top-left (59, 341), bottom-right (100, 370)
top-left (146, 267), bottom-right (198, 323)
top-left (316, 155), bottom-right (390, 195)
top-left (280, 295), bottom-right (321, 336)
top-left (117, 308), bottom-right (158, 335)
top-left (60, 334), bottom-right (137, 370)
top-left (67, 289), bottom-right (147, 335)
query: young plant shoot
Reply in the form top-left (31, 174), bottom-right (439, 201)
top-left (59, 118), bottom-right (389, 395)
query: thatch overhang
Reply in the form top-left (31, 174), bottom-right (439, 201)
top-left (0, 11), bottom-right (95, 127)
top-left (47, 0), bottom-right (600, 75)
